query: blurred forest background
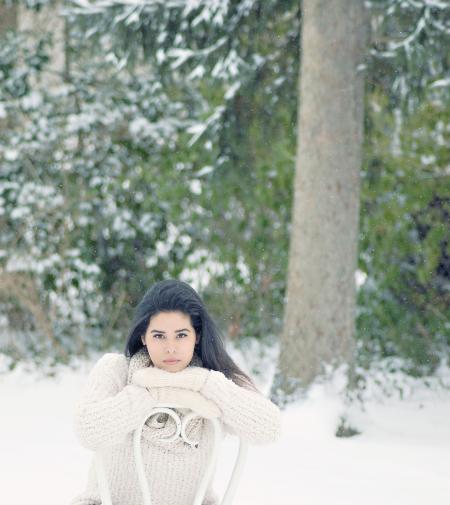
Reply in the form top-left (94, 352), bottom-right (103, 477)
top-left (0, 0), bottom-right (448, 401)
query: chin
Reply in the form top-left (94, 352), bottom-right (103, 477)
top-left (161, 362), bottom-right (186, 372)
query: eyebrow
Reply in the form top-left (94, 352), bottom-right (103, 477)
top-left (150, 328), bottom-right (191, 333)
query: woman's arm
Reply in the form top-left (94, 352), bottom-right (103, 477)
top-left (73, 353), bottom-right (158, 451)
top-left (131, 364), bottom-right (282, 444)
top-left (132, 365), bottom-right (210, 392)
top-left (151, 386), bottom-right (222, 419)
top-left (199, 370), bottom-right (283, 446)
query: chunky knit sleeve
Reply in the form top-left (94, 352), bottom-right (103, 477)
top-left (199, 370), bottom-right (282, 446)
top-left (73, 353), bottom-right (158, 451)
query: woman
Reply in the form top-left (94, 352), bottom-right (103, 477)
top-left (71, 279), bottom-right (282, 505)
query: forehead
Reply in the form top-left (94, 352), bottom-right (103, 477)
top-left (148, 311), bottom-right (193, 328)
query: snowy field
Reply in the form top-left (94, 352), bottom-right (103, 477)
top-left (1, 342), bottom-right (449, 505)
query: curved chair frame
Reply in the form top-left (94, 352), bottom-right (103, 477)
top-left (95, 402), bottom-right (248, 505)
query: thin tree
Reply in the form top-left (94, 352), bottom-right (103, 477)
top-left (0, 1), bottom-right (17, 34)
top-left (271, 0), bottom-right (369, 406)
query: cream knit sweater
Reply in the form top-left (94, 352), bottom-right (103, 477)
top-left (70, 347), bottom-right (282, 505)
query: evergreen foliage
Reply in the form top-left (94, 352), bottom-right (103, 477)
top-left (0, 0), bottom-right (448, 379)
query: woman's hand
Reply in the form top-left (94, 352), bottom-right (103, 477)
top-left (150, 386), bottom-right (222, 419)
top-left (132, 365), bottom-right (210, 392)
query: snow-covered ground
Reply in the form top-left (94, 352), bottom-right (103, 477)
top-left (0, 342), bottom-right (449, 505)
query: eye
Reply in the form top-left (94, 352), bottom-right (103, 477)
top-left (152, 333), bottom-right (188, 339)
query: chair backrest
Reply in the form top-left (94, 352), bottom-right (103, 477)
top-left (95, 403), bottom-right (248, 505)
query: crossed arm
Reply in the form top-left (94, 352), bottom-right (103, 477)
top-left (133, 364), bottom-right (282, 446)
top-left (73, 353), bottom-right (282, 451)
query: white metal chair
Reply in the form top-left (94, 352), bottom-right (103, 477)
top-left (94, 403), bottom-right (249, 505)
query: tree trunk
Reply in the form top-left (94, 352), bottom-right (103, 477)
top-left (271, 0), bottom-right (368, 406)
top-left (0, 3), bottom-right (17, 33)
top-left (18, 0), bottom-right (67, 88)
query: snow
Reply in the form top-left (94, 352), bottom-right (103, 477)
top-left (0, 345), bottom-right (449, 505)
top-left (4, 149), bottom-right (19, 161)
top-left (189, 179), bottom-right (202, 195)
top-left (196, 165), bottom-right (214, 177)
top-left (179, 249), bottom-right (227, 291)
top-left (21, 91), bottom-right (44, 111)
top-left (429, 78), bottom-right (450, 89)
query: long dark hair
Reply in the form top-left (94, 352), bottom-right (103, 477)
top-left (124, 279), bottom-right (259, 392)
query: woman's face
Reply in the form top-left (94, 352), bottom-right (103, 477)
top-left (142, 310), bottom-right (199, 372)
